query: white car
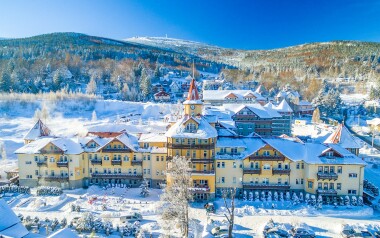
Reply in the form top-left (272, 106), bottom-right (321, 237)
top-left (211, 226), bottom-right (229, 237)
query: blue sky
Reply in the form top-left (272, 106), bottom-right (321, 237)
top-left (0, 0), bottom-right (379, 49)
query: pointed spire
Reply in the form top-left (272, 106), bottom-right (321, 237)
top-left (187, 78), bottom-right (199, 100)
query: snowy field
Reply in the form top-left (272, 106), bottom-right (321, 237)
top-left (1, 185), bottom-right (380, 237)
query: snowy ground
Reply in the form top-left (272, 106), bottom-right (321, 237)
top-left (2, 186), bottom-right (380, 237)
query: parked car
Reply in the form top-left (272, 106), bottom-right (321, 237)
top-left (120, 212), bottom-right (142, 223)
top-left (264, 227), bottom-right (289, 238)
top-left (290, 227), bottom-right (316, 238)
top-left (211, 226), bottom-right (229, 237)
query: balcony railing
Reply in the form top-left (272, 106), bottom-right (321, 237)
top-left (56, 161), bottom-right (68, 167)
top-left (39, 175), bottom-right (69, 181)
top-left (167, 143), bottom-right (216, 150)
top-left (189, 187), bottom-right (211, 193)
top-left (111, 160), bottom-right (122, 166)
top-left (317, 172), bottom-right (338, 180)
top-left (249, 156), bottom-right (285, 161)
top-left (91, 173), bottom-right (142, 179)
top-left (90, 160), bottom-right (102, 165)
top-left (131, 160), bottom-right (143, 166)
top-left (191, 158), bottom-right (214, 163)
top-left (242, 182), bottom-right (290, 190)
top-left (39, 150), bottom-right (62, 154)
top-left (272, 169), bottom-right (291, 175)
top-left (36, 161), bottom-right (47, 167)
top-left (101, 148), bottom-right (132, 153)
top-left (243, 168), bottom-right (261, 175)
top-left (191, 170), bottom-right (215, 175)
top-left (316, 189), bottom-right (337, 195)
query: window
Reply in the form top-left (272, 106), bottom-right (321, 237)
top-left (263, 164), bottom-right (271, 170)
top-left (50, 157), bottom-right (55, 162)
top-left (123, 156), bottom-right (129, 162)
top-left (308, 181), bottom-right (313, 189)
top-left (133, 155), bottom-right (136, 160)
top-left (278, 163), bottom-right (282, 169)
top-left (337, 183), bottom-right (342, 190)
top-left (147, 169), bottom-right (150, 174)
top-left (263, 151), bottom-right (270, 156)
top-left (221, 177), bottom-right (225, 183)
top-left (233, 162), bottom-right (236, 168)
top-left (349, 173), bottom-right (358, 178)
top-left (203, 151), bottom-right (207, 158)
top-left (323, 182), bottom-right (328, 190)
top-left (301, 163), bottom-right (304, 169)
top-left (337, 166), bottom-right (342, 174)
top-left (144, 169), bottom-right (146, 174)
top-left (301, 179), bottom-right (304, 185)
top-left (221, 162), bottom-right (225, 168)
top-left (318, 182), bottom-right (322, 189)
top-left (348, 190), bottom-right (357, 195)
top-left (255, 162), bottom-right (259, 169)
top-left (192, 151), bottom-right (196, 158)
top-left (318, 166), bottom-right (323, 172)
top-left (231, 147), bottom-right (238, 154)
top-left (262, 178), bottom-right (269, 184)
top-left (161, 156), bottom-right (164, 161)
top-left (26, 161), bottom-right (32, 165)
top-left (35, 170), bottom-right (38, 176)
top-left (278, 178), bottom-right (282, 184)
top-left (296, 179), bottom-right (299, 184)
top-left (216, 177), bottom-right (220, 183)
top-left (296, 163), bottom-right (300, 169)
top-left (156, 170), bottom-right (159, 176)
top-left (147, 155), bottom-right (150, 160)
top-left (156, 156), bottom-right (159, 161)
top-left (34, 156), bottom-right (38, 161)
top-left (330, 166), bottom-right (335, 173)
top-left (326, 151), bottom-right (334, 157)
top-left (186, 123), bottom-right (196, 132)
top-left (217, 162), bottom-right (220, 168)
top-left (329, 183), bottom-right (334, 189)
top-left (324, 166), bottom-right (329, 173)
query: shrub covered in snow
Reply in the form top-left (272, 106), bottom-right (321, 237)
top-left (0, 184), bottom-right (30, 194)
top-left (36, 186), bottom-right (63, 196)
top-left (364, 179), bottom-right (379, 197)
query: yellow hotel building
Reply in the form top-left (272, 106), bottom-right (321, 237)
top-left (16, 79), bottom-right (365, 202)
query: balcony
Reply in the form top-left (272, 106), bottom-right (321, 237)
top-left (272, 169), bottom-right (291, 175)
top-left (91, 173), bottom-right (143, 179)
top-left (316, 189), bottom-right (337, 195)
top-left (317, 172), bottom-right (338, 180)
top-left (36, 161), bottom-right (47, 167)
top-left (242, 182), bottom-right (290, 190)
top-left (131, 160), bottom-right (143, 166)
top-left (90, 159), bottom-right (102, 165)
top-left (189, 186), bottom-right (210, 193)
top-left (111, 160), bottom-right (122, 166)
top-left (249, 156), bottom-right (285, 161)
top-left (191, 170), bottom-right (215, 175)
top-left (191, 158), bottom-right (214, 163)
top-left (167, 143), bottom-right (216, 150)
top-left (243, 168), bottom-right (261, 175)
top-left (40, 175), bottom-right (69, 181)
top-left (56, 161), bottom-right (68, 167)
top-left (101, 148), bottom-right (132, 153)
top-left (39, 150), bottom-right (62, 154)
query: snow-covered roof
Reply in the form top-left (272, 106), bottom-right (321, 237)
top-left (24, 119), bottom-right (51, 140)
top-left (367, 118), bottom-right (380, 126)
top-left (165, 115), bottom-right (217, 139)
top-left (0, 199), bottom-right (29, 238)
top-left (324, 124), bottom-right (361, 149)
top-left (139, 133), bottom-right (167, 143)
top-left (298, 100), bottom-right (312, 106)
top-left (48, 227), bottom-right (78, 238)
top-left (275, 99), bottom-right (293, 113)
top-left (203, 90), bottom-right (265, 101)
top-left (183, 78), bottom-right (202, 105)
top-left (15, 137), bottom-right (84, 155)
top-left (216, 137), bottom-right (266, 160)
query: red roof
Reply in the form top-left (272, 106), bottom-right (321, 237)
top-left (187, 78), bottom-right (199, 100)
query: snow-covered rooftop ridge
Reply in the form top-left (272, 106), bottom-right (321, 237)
top-left (48, 227), bottom-right (78, 238)
top-left (15, 137), bottom-right (84, 155)
top-left (275, 99), bottom-right (293, 113)
top-left (324, 123), bottom-right (361, 149)
top-left (139, 133), bottom-right (167, 143)
top-left (24, 119), bottom-right (51, 140)
top-left (165, 115), bottom-right (217, 139)
top-left (202, 90), bottom-right (265, 101)
top-left (0, 199), bottom-right (30, 238)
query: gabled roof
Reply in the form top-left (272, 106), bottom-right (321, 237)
top-left (48, 227), bottom-right (78, 238)
top-left (187, 78), bottom-right (200, 100)
top-left (324, 123), bottom-right (361, 149)
top-left (203, 90), bottom-right (265, 101)
top-left (255, 84), bottom-right (267, 94)
top-left (275, 99), bottom-right (293, 113)
top-left (165, 115), bottom-right (217, 139)
top-left (15, 137), bottom-right (84, 155)
top-left (0, 199), bottom-right (29, 238)
top-left (99, 133), bottom-right (138, 152)
top-left (24, 119), bottom-right (51, 140)
top-left (154, 91), bottom-right (170, 97)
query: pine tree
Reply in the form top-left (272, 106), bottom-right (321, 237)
top-left (312, 107), bottom-right (321, 124)
top-left (0, 70), bottom-right (11, 92)
top-left (53, 70), bottom-right (64, 91)
top-left (154, 63), bottom-right (161, 79)
top-left (140, 69), bottom-right (152, 100)
top-left (86, 76), bottom-right (97, 94)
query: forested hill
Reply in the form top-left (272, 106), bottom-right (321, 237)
top-left (0, 33), bottom-right (227, 95)
top-left (129, 37), bottom-right (380, 82)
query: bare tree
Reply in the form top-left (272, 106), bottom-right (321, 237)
top-left (312, 107), bottom-right (321, 124)
top-left (222, 188), bottom-right (236, 238)
top-left (160, 156), bottom-right (192, 237)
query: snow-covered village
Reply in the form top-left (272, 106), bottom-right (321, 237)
top-left (2, 1), bottom-right (380, 238)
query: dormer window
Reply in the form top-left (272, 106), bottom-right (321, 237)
top-left (186, 123), bottom-right (196, 132)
